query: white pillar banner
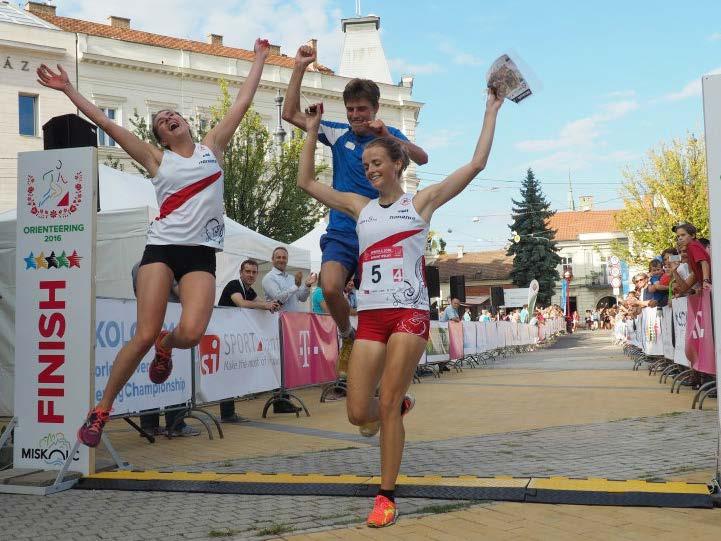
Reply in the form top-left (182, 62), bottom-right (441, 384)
top-left (661, 306), bottom-right (675, 361)
top-left (672, 297), bottom-right (690, 368)
top-left (14, 148), bottom-right (97, 474)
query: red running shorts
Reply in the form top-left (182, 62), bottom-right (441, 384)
top-left (356, 308), bottom-right (430, 344)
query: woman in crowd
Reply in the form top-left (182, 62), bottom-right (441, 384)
top-left (297, 88), bottom-right (503, 527)
top-left (37, 39), bottom-right (271, 447)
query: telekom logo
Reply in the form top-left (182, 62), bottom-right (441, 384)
top-left (199, 335), bottom-right (221, 375)
top-left (298, 330), bottom-right (320, 368)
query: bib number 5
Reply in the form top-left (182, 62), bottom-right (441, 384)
top-left (371, 264), bottom-right (381, 284)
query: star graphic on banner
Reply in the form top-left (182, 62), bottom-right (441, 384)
top-left (35, 251), bottom-right (48, 269)
top-left (68, 250), bottom-right (82, 268)
top-left (24, 252), bottom-right (36, 270)
top-left (45, 251), bottom-right (59, 269)
top-left (57, 251), bottom-right (69, 268)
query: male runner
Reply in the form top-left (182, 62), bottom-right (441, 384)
top-left (282, 44), bottom-right (428, 371)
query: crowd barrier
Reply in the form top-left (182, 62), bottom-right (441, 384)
top-left (94, 298), bottom-right (565, 441)
top-left (614, 291), bottom-right (716, 408)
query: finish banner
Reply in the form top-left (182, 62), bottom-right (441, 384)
top-left (14, 148), bottom-right (97, 474)
top-left (197, 307), bottom-right (281, 403)
top-left (281, 312), bottom-right (338, 389)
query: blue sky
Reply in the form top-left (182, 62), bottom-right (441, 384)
top-left (57, 0), bottom-right (718, 251)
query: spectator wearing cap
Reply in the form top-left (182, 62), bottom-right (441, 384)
top-left (673, 222), bottom-right (712, 294)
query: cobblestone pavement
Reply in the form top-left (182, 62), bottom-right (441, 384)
top-left (1, 331), bottom-right (718, 541)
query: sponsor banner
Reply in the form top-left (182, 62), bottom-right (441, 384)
top-left (281, 312), bottom-right (338, 389)
top-left (14, 148), bottom-right (97, 474)
top-left (426, 321), bottom-right (450, 363)
top-left (661, 306), bottom-right (674, 361)
top-left (685, 291), bottom-right (716, 375)
top-left (642, 307), bottom-right (664, 357)
top-left (196, 307), bottom-right (281, 404)
top-left (95, 298), bottom-right (192, 415)
top-left (672, 297), bottom-right (690, 367)
top-left (527, 280), bottom-right (539, 315)
top-left (462, 322), bottom-right (477, 356)
top-left (502, 287), bottom-right (529, 308)
top-left (448, 321), bottom-right (464, 360)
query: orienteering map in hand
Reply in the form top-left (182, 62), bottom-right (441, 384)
top-left (486, 54), bottom-right (532, 103)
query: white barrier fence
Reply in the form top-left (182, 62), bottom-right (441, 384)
top-left (614, 301), bottom-right (691, 367)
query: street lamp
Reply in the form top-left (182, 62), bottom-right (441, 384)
top-left (563, 270), bottom-right (574, 331)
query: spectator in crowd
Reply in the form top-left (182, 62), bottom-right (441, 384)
top-left (131, 262), bottom-right (200, 438)
top-left (344, 279), bottom-right (358, 316)
top-left (479, 309), bottom-right (492, 322)
top-left (584, 310), bottom-right (593, 330)
top-left (440, 298), bottom-right (461, 322)
top-left (673, 222), bottom-right (712, 293)
top-left (262, 246), bottom-right (318, 312)
top-left (671, 244), bottom-right (693, 297)
top-left (646, 259), bottom-right (667, 305)
top-left (462, 308), bottom-right (472, 322)
top-left (519, 304), bottom-right (530, 324)
top-left (311, 273), bottom-right (329, 314)
top-left (217, 259), bottom-right (279, 423)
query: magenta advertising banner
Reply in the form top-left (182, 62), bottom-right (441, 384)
top-left (685, 291), bottom-right (716, 375)
top-left (281, 312), bottom-right (339, 389)
top-left (448, 321), bottom-right (464, 360)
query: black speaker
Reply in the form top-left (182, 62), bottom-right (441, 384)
top-left (449, 275), bottom-right (466, 303)
top-left (490, 286), bottom-right (505, 307)
top-left (43, 114), bottom-right (97, 150)
top-left (425, 266), bottom-right (440, 298)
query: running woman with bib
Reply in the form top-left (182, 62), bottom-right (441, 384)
top-left (297, 89), bottom-right (503, 527)
top-left (36, 38), bottom-right (271, 447)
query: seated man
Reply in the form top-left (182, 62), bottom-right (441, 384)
top-left (217, 259), bottom-right (279, 423)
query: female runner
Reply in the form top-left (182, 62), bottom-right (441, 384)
top-left (36, 38), bottom-right (270, 447)
top-left (297, 89), bottom-right (503, 527)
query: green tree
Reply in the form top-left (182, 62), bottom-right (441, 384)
top-left (506, 168), bottom-right (561, 306)
top-left (614, 134), bottom-right (708, 262)
top-left (109, 80), bottom-right (325, 243)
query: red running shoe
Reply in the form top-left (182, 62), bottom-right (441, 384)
top-left (78, 407), bottom-right (110, 448)
top-left (367, 495), bottom-right (398, 528)
top-left (149, 330), bottom-right (173, 384)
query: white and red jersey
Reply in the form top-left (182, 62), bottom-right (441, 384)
top-left (147, 143), bottom-right (225, 250)
top-left (356, 193), bottom-right (430, 312)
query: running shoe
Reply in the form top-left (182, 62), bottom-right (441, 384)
top-left (366, 495), bottom-right (398, 528)
top-left (78, 407), bottom-right (110, 448)
top-left (337, 327), bottom-right (355, 378)
top-left (149, 330), bottom-right (173, 384)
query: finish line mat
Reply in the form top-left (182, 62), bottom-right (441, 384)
top-left (77, 471), bottom-right (714, 508)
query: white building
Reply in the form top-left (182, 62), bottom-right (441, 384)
top-left (547, 204), bottom-right (628, 314)
top-left (0, 1), bottom-right (424, 212)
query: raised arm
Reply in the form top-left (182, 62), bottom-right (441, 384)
top-left (282, 45), bottom-right (316, 131)
top-left (37, 64), bottom-right (163, 176)
top-left (203, 39), bottom-right (269, 159)
top-left (413, 90), bottom-right (503, 222)
top-left (297, 103), bottom-right (368, 219)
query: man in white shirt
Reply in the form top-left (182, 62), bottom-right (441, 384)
top-left (440, 298), bottom-right (461, 322)
top-left (262, 246), bottom-right (317, 312)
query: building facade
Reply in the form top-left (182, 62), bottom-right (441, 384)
top-left (0, 2), bottom-right (424, 212)
top-left (547, 207), bottom-right (628, 315)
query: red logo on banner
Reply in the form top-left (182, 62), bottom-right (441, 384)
top-left (26, 162), bottom-right (83, 220)
top-left (280, 313), bottom-right (339, 389)
top-left (199, 335), bottom-right (221, 375)
top-left (392, 268), bottom-right (403, 282)
top-left (685, 291), bottom-right (716, 375)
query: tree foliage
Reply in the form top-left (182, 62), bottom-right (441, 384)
top-left (110, 79), bottom-right (326, 243)
top-left (506, 168), bottom-right (561, 306)
top-left (613, 134), bottom-right (708, 262)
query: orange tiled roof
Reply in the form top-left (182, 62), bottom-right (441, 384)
top-left (430, 250), bottom-right (513, 282)
top-left (32, 12), bottom-right (334, 74)
top-left (546, 209), bottom-right (622, 242)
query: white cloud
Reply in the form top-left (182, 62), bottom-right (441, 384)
top-left (387, 58), bottom-right (442, 75)
top-left (708, 32), bottom-right (721, 41)
top-left (605, 90), bottom-right (636, 98)
top-left (658, 66), bottom-right (721, 102)
top-left (438, 41), bottom-right (484, 67)
top-left (418, 128), bottom-right (462, 150)
top-left (62, 0), bottom-right (345, 69)
top-left (516, 99), bottom-right (639, 172)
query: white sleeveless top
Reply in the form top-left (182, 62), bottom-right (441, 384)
top-left (356, 193), bottom-right (430, 312)
top-left (146, 143), bottom-right (225, 250)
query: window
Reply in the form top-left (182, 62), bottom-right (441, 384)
top-left (18, 94), bottom-right (37, 136)
top-left (560, 256), bottom-right (573, 275)
top-left (97, 107), bottom-right (117, 147)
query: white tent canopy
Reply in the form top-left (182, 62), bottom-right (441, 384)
top-left (290, 218), bottom-right (327, 273)
top-left (0, 165), bottom-right (310, 416)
